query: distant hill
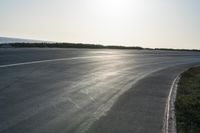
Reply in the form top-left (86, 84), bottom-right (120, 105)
top-left (0, 37), bottom-right (199, 52)
top-left (0, 37), bottom-right (144, 50)
top-left (0, 37), bottom-right (48, 44)
top-left (3, 42), bottom-right (143, 50)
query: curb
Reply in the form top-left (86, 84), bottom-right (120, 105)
top-left (163, 76), bottom-right (180, 133)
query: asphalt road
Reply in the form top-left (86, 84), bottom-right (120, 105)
top-left (0, 48), bottom-right (200, 133)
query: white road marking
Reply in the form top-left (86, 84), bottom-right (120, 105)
top-left (0, 54), bottom-right (135, 68)
top-left (164, 76), bottom-right (179, 133)
top-left (0, 56), bottom-right (107, 68)
top-left (1, 53), bottom-right (180, 69)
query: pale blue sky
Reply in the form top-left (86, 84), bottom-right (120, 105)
top-left (0, 0), bottom-right (200, 49)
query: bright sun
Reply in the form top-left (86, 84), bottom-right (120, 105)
top-left (93, 0), bottom-right (146, 18)
top-left (98, 0), bottom-right (131, 14)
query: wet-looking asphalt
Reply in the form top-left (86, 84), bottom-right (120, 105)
top-left (0, 48), bottom-right (200, 133)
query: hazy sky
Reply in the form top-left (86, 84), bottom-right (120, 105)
top-left (0, 0), bottom-right (200, 49)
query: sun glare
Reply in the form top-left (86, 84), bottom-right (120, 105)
top-left (94, 0), bottom-right (131, 16)
top-left (93, 0), bottom-right (146, 19)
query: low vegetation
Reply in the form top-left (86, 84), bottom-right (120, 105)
top-left (175, 67), bottom-right (200, 133)
top-left (1, 43), bottom-right (200, 52)
top-left (0, 43), bottom-right (143, 50)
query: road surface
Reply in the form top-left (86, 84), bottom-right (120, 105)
top-left (0, 48), bottom-right (200, 133)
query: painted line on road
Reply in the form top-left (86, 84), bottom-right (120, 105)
top-left (164, 76), bottom-right (179, 133)
top-left (0, 54), bottom-right (137, 68)
top-left (0, 56), bottom-right (107, 68)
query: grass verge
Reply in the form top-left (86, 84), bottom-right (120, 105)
top-left (175, 67), bottom-right (200, 133)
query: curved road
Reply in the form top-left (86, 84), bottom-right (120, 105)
top-left (0, 48), bottom-right (200, 133)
